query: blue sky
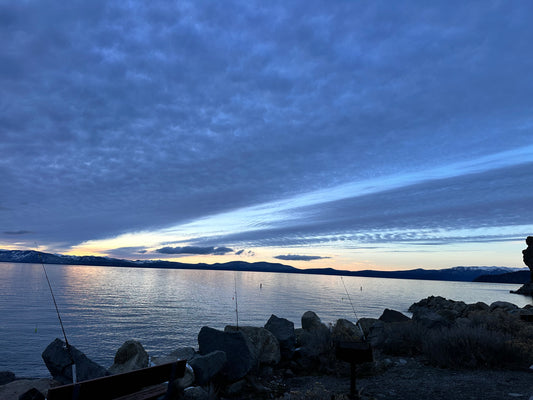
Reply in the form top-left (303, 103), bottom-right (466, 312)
top-left (1, 1), bottom-right (532, 270)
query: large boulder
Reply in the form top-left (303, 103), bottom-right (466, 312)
top-left (379, 309), bottom-right (410, 323)
top-left (412, 309), bottom-right (450, 330)
top-left (18, 387), bottom-right (45, 400)
top-left (108, 340), bottom-right (149, 375)
top-left (332, 319), bottom-right (364, 343)
top-left (173, 364), bottom-right (195, 391)
top-left (295, 312), bottom-right (333, 372)
top-left (0, 379), bottom-right (54, 400)
top-left (198, 327), bottom-right (253, 382)
top-left (42, 338), bottom-right (108, 384)
top-left (489, 301), bottom-right (519, 313)
top-left (264, 315), bottom-right (296, 360)
top-left (0, 371), bottom-right (15, 385)
top-left (189, 351), bottom-right (227, 386)
top-left (511, 282), bottom-right (533, 295)
top-left (224, 326), bottom-right (280, 367)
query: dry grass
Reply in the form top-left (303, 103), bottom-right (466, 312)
top-left (379, 311), bottom-right (533, 369)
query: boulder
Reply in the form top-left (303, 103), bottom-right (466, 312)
top-left (332, 319), bottom-right (364, 342)
top-left (18, 387), bottom-right (45, 400)
top-left (379, 309), bottom-right (410, 323)
top-left (264, 315), bottom-right (296, 360)
top-left (0, 379), bottom-right (53, 400)
top-left (108, 340), bottom-right (149, 375)
top-left (0, 371), bottom-right (16, 385)
top-left (182, 386), bottom-right (209, 400)
top-left (173, 364), bottom-right (195, 391)
top-left (301, 311), bottom-right (322, 331)
top-left (462, 302), bottom-right (489, 317)
top-left (490, 301), bottom-right (519, 313)
top-left (295, 312), bottom-right (332, 372)
top-left (189, 351), bottom-right (227, 386)
top-left (198, 327), bottom-right (253, 382)
top-left (225, 326), bottom-right (280, 367)
top-left (511, 282), bottom-right (533, 295)
top-left (412, 309), bottom-right (450, 330)
top-left (409, 296), bottom-right (467, 317)
top-left (151, 347), bottom-right (196, 365)
top-left (357, 318), bottom-right (380, 337)
top-left (42, 338), bottom-right (108, 384)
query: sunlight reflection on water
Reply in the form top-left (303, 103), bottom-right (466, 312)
top-left (0, 262), bottom-right (530, 377)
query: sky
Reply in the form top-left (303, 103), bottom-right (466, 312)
top-left (1, 1), bottom-right (533, 271)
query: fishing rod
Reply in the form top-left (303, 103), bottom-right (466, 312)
top-left (340, 276), bottom-right (366, 340)
top-left (233, 272), bottom-right (239, 329)
top-left (36, 247), bottom-right (77, 383)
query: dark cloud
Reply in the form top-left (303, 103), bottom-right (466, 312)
top-left (3, 230), bottom-right (32, 235)
top-left (274, 255), bottom-right (331, 261)
top-left (156, 246), bottom-right (234, 255)
top-left (0, 1), bottom-right (532, 265)
top-left (105, 246), bottom-right (150, 259)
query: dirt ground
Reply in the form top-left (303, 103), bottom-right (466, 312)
top-left (281, 356), bottom-right (533, 400)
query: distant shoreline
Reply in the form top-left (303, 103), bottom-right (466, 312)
top-left (0, 249), bottom-right (527, 284)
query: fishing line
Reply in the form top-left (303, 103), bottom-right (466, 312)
top-left (233, 272), bottom-right (239, 329)
top-left (36, 246), bottom-right (77, 381)
top-left (340, 276), bottom-right (366, 340)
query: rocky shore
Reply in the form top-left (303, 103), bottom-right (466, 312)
top-left (1, 296), bottom-right (533, 400)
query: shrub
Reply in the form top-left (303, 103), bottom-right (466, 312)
top-left (421, 325), bottom-right (522, 369)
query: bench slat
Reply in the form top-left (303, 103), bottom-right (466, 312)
top-left (47, 360), bottom-right (186, 400)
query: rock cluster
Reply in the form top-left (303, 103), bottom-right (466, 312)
top-left (3, 297), bottom-right (532, 399)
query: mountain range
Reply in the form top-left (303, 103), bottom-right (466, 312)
top-left (0, 249), bottom-right (527, 283)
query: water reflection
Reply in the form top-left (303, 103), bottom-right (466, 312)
top-left (0, 262), bottom-right (531, 377)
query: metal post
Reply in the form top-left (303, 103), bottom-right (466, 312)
top-left (350, 362), bottom-right (358, 400)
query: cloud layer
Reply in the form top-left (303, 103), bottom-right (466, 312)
top-left (1, 1), bottom-right (532, 267)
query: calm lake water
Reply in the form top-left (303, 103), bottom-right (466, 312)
top-left (1, 262), bottom-right (531, 377)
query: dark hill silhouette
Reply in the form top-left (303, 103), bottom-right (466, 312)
top-left (0, 249), bottom-right (521, 283)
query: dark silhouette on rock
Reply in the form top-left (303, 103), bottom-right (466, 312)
top-left (511, 236), bottom-right (533, 295)
top-left (108, 340), bottom-right (149, 375)
top-left (41, 338), bottom-right (108, 384)
top-left (523, 236), bottom-right (533, 281)
top-left (264, 315), bottom-right (296, 360)
top-left (197, 326), bottom-right (253, 382)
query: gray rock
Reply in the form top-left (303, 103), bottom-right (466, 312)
top-left (332, 319), bottom-right (364, 342)
top-left (264, 315), bottom-right (296, 360)
top-left (511, 282), bottom-right (533, 295)
top-left (0, 379), bottom-right (54, 400)
top-left (379, 309), bottom-right (410, 323)
top-left (0, 371), bottom-right (16, 385)
top-left (198, 327), bottom-right (253, 382)
top-left (412, 309), bottom-right (450, 330)
top-left (301, 311), bottom-right (322, 331)
top-left (151, 347), bottom-right (196, 365)
top-left (108, 340), bottom-right (149, 375)
top-left (42, 338), bottom-right (108, 384)
top-left (182, 386), bottom-right (209, 400)
top-left (295, 312), bottom-right (332, 372)
top-left (189, 350), bottom-right (227, 386)
top-left (367, 320), bottom-right (385, 347)
top-left (225, 326), bottom-right (281, 367)
top-left (18, 387), bottom-right (45, 400)
top-left (173, 364), bottom-right (195, 391)
top-left (357, 318), bottom-right (380, 337)
top-left (462, 302), bottom-right (489, 316)
top-left (490, 301), bottom-right (519, 313)
top-left (225, 379), bottom-right (247, 397)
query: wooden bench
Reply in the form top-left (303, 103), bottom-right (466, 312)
top-left (46, 360), bottom-right (187, 400)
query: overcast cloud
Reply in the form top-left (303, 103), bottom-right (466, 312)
top-left (1, 1), bottom-right (532, 268)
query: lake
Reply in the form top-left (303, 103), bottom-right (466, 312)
top-left (0, 262), bottom-right (531, 377)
